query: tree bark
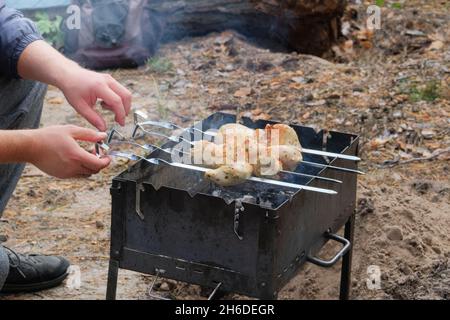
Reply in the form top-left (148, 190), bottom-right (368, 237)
top-left (147, 0), bottom-right (347, 55)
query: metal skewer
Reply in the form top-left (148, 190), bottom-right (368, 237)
top-left (164, 148), bottom-right (342, 184)
top-left (134, 111), bottom-right (214, 137)
top-left (107, 140), bottom-right (153, 151)
top-left (299, 160), bottom-right (365, 175)
top-left (147, 158), bottom-right (338, 195)
top-left (133, 113), bottom-right (360, 162)
top-left (148, 152), bottom-right (342, 184)
top-left (104, 150), bottom-right (337, 195)
top-left (106, 127), bottom-right (189, 156)
top-left (104, 127), bottom-right (361, 178)
top-left (133, 125), bottom-right (361, 162)
top-left (121, 140), bottom-right (342, 185)
top-left (279, 170), bottom-right (342, 184)
top-left (132, 124), bottom-right (194, 145)
top-left (137, 119), bottom-right (215, 137)
top-left (106, 140), bottom-right (189, 156)
top-left (199, 128), bottom-right (360, 161)
top-left (107, 151), bottom-right (141, 161)
top-left (299, 148), bottom-right (360, 161)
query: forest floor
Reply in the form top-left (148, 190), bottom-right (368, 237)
top-left (1, 0), bottom-right (449, 300)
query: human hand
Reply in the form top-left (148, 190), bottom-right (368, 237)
top-left (26, 125), bottom-right (111, 179)
top-left (58, 66), bottom-right (132, 131)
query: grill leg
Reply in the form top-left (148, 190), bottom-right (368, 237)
top-left (339, 213), bottom-right (355, 300)
top-left (106, 259), bottom-right (120, 300)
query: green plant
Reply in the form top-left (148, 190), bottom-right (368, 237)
top-left (408, 81), bottom-right (441, 102)
top-left (390, 2), bottom-right (403, 9)
top-left (374, 0), bottom-right (402, 9)
top-left (147, 56), bottom-right (174, 74)
top-left (149, 76), bottom-right (169, 119)
top-left (34, 12), bottom-right (64, 49)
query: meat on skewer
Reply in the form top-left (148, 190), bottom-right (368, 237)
top-left (268, 145), bottom-right (302, 171)
top-left (265, 123), bottom-right (301, 148)
top-left (252, 154), bottom-right (283, 177)
top-left (205, 162), bottom-right (253, 186)
top-left (191, 140), bottom-right (221, 168)
top-left (192, 123), bottom-right (304, 186)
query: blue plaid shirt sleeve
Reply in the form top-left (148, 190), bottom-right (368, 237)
top-left (0, 1), bottom-right (43, 79)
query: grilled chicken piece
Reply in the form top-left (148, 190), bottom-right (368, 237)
top-left (205, 162), bottom-right (253, 186)
top-left (216, 123), bottom-right (256, 148)
top-left (268, 145), bottom-right (302, 171)
top-left (216, 124), bottom-right (258, 163)
top-left (254, 129), bottom-right (267, 145)
top-left (220, 142), bottom-right (244, 163)
top-left (217, 123), bottom-right (254, 136)
top-left (218, 125), bottom-right (267, 146)
top-left (252, 155), bottom-right (283, 177)
top-left (191, 140), bottom-right (254, 168)
top-left (247, 143), bottom-right (275, 176)
top-left (197, 142), bottom-right (249, 165)
top-left (191, 140), bottom-right (220, 168)
top-left (248, 143), bottom-right (299, 175)
top-left (265, 124), bottom-right (301, 148)
top-left (201, 123), bottom-right (303, 186)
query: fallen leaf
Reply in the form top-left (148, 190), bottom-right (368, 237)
top-left (397, 140), bottom-right (407, 151)
top-left (421, 129), bottom-right (435, 139)
top-left (424, 142), bottom-right (442, 151)
top-left (251, 108), bottom-right (263, 116)
top-left (305, 100), bottom-right (326, 107)
top-left (369, 137), bottom-right (390, 150)
top-left (291, 76), bottom-right (307, 84)
top-left (234, 87), bottom-right (252, 98)
top-left (344, 40), bottom-right (354, 49)
top-left (214, 31), bottom-right (234, 45)
top-left (405, 29), bottom-right (426, 37)
top-left (301, 112), bottom-right (311, 120)
top-left (360, 40), bottom-right (373, 49)
top-left (208, 88), bottom-right (222, 95)
top-left (356, 29), bottom-right (374, 41)
top-left (254, 113), bottom-right (270, 121)
top-left (428, 40), bottom-right (444, 51)
top-left (288, 83), bottom-right (304, 90)
top-left (47, 97), bottom-right (64, 105)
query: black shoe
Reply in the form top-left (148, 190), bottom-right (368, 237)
top-left (0, 247), bottom-right (70, 294)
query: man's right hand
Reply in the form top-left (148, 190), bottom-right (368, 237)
top-left (26, 125), bottom-right (111, 179)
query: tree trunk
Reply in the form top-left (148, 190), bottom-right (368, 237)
top-left (147, 0), bottom-right (347, 55)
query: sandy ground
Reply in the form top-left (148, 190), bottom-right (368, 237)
top-left (1, 0), bottom-right (449, 300)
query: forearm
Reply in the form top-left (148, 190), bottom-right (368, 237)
top-left (16, 39), bottom-right (131, 131)
top-left (17, 40), bottom-right (81, 90)
top-left (0, 130), bottom-right (35, 164)
top-left (0, 126), bottom-right (110, 178)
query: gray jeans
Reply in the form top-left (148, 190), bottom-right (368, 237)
top-left (0, 77), bottom-right (47, 289)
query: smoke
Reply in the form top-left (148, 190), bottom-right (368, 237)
top-left (64, 0), bottom-right (345, 68)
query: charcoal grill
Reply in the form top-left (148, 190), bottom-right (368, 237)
top-left (105, 112), bottom-right (359, 300)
